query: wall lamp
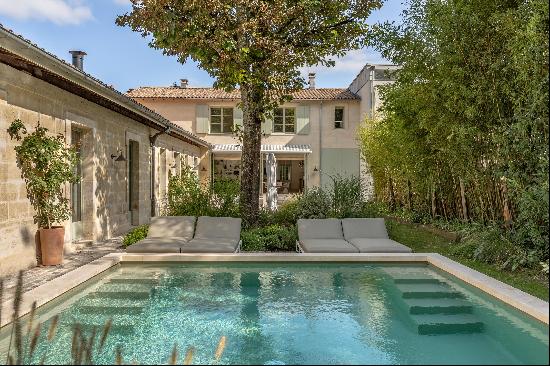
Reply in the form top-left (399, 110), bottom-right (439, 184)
top-left (111, 149), bottom-right (126, 162)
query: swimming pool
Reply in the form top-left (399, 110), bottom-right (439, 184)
top-left (1, 262), bottom-right (548, 364)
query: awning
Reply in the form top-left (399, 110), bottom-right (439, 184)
top-left (212, 144), bottom-right (312, 154)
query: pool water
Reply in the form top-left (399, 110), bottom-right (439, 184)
top-left (1, 263), bottom-right (548, 364)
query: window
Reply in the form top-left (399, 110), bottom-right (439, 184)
top-left (277, 163), bottom-right (291, 181)
top-left (210, 107), bottom-right (234, 133)
top-left (273, 108), bottom-right (296, 133)
top-left (335, 107), bottom-right (344, 129)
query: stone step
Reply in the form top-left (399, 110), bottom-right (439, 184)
top-left (61, 313), bottom-right (138, 335)
top-left (96, 283), bottom-right (155, 292)
top-left (396, 283), bottom-right (464, 299)
top-left (411, 314), bottom-right (484, 335)
top-left (78, 305), bottom-right (145, 316)
top-left (77, 297), bottom-right (149, 308)
top-left (87, 291), bottom-right (151, 300)
top-left (404, 298), bottom-right (473, 315)
top-left (394, 277), bottom-right (442, 285)
top-left (107, 278), bottom-right (159, 285)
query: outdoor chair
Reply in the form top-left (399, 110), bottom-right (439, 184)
top-left (181, 216), bottom-right (242, 253)
top-left (296, 218), bottom-right (359, 253)
top-left (126, 216), bottom-right (196, 253)
top-left (341, 218), bottom-right (412, 253)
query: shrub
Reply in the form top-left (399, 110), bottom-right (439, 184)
top-left (123, 225), bottom-right (149, 247)
top-left (7, 120), bottom-right (78, 228)
top-left (269, 196), bottom-right (301, 226)
top-left (241, 225), bottom-right (297, 252)
top-left (164, 166), bottom-right (240, 218)
top-left (295, 187), bottom-right (331, 219)
top-left (450, 224), bottom-right (540, 271)
top-left (165, 166), bottom-right (210, 217)
top-left (327, 174), bottom-right (363, 218)
top-left (210, 177), bottom-right (240, 217)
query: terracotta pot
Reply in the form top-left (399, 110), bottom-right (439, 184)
top-left (39, 226), bottom-right (65, 266)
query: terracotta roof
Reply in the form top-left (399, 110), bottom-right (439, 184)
top-left (127, 87), bottom-right (360, 101)
top-left (0, 24), bottom-right (209, 148)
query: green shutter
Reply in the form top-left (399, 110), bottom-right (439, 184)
top-left (262, 112), bottom-right (273, 135)
top-left (196, 104), bottom-right (209, 133)
top-left (233, 107), bottom-right (243, 131)
top-left (296, 105), bottom-right (310, 135)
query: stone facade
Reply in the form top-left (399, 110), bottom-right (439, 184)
top-left (0, 61), bottom-right (208, 276)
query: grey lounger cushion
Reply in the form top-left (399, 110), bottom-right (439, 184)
top-left (193, 216), bottom-right (242, 240)
top-left (126, 216), bottom-right (195, 253)
top-left (341, 218), bottom-right (389, 239)
top-left (297, 219), bottom-right (358, 252)
top-left (181, 216), bottom-right (242, 253)
top-left (299, 239), bottom-right (359, 253)
top-left (297, 218), bottom-right (344, 239)
top-left (147, 216), bottom-right (196, 240)
top-left (126, 238), bottom-right (183, 253)
top-left (346, 238), bottom-right (412, 253)
top-left (181, 238), bottom-right (238, 253)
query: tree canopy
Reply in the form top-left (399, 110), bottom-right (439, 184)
top-left (118, 0), bottom-right (382, 226)
top-left (360, 0), bottom-right (549, 268)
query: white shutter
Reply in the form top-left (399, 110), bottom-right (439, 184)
top-left (196, 104), bottom-right (209, 133)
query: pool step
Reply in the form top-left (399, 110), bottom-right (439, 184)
top-left (61, 313), bottom-right (138, 335)
top-left (396, 283), bottom-right (464, 299)
top-left (404, 298), bottom-right (473, 315)
top-left (394, 277), bottom-right (442, 285)
top-left (79, 305), bottom-right (145, 315)
top-left (96, 283), bottom-right (155, 292)
top-left (411, 314), bottom-right (484, 335)
top-left (87, 291), bottom-right (151, 300)
top-left (77, 297), bottom-right (149, 308)
top-left (107, 278), bottom-right (159, 286)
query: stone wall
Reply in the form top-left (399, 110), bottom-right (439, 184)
top-left (0, 62), bottom-right (205, 276)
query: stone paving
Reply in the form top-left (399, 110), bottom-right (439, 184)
top-left (0, 237), bottom-right (124, 303)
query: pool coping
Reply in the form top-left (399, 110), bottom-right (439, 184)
top-left (1, 252), bottom-right (548, 328)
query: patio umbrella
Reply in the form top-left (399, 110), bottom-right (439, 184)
top-left (266, 153), bottom-right (278, 210)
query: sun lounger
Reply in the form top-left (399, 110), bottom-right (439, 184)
top-left (181, 216), bottom-right (242, 253)
top-left (341, 218), bottom-right (412, 253)
top-left (126, 216), bottom-right (196, 253)
top-left (297, 218), bottom-right (359, 253)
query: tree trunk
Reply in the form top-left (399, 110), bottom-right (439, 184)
top-left (407, 179), bottom-right (413, 210)
top-left (459, 177), bottom-right (468, 221)
top-left (239, 86), bottom-right (263, 228)
top-left (388, 176), bottom-right (396, 211)
top-left (501, 177), bottom-right (512, 229)
top-left (431, 185), bottom-right (437, 218)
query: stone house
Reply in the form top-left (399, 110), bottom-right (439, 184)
top-left (0, 26), bottom-right (210, 276)
top-left (128, 64), bottom-right (397, 201)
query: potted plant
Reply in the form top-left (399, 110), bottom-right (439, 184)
top-left (7, 119), bottom-right (78, 266)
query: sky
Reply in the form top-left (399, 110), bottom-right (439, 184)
top-left (0, 0), bottom-right (405, 93)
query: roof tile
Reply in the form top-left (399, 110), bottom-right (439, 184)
top-left (127, 87), bottom-right (360, 101)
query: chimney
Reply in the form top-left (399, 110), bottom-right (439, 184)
top-left (308, 72), bottom-right (316, 89)
top-left (69, 50), bottom-right (87, 71)
top-left (180, 79), bottom-right (188, 88)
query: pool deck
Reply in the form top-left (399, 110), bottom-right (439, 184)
top-left (1, 252), bottom-right (548, 328)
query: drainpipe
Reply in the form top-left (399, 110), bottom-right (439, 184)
top-left (149, 127), bottom-right (171, 217)
top-left (318, 101), bottom-right (323, 188)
